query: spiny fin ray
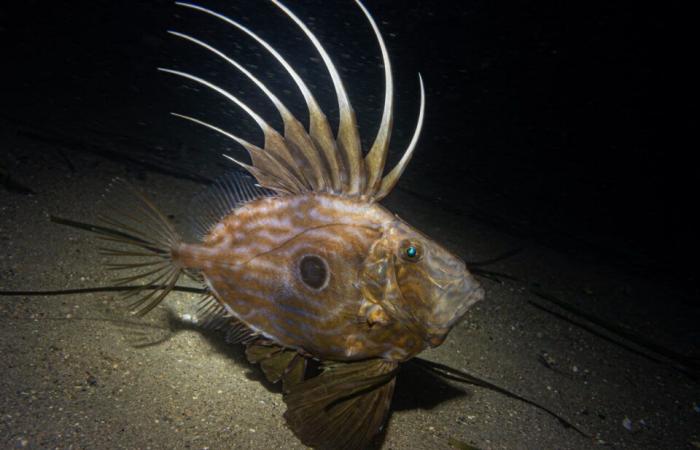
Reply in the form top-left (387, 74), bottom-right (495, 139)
top-left (173, 2), bottom-right (345, 192)
top-left (359, 0), bottom-right (394, 195)
top-left (170, 1), bottom-right (423, 202)
top-left (375, 74), bottom-right (426, 201)
top-left (167, 30), bottom-right (329, 191)
top-left (187, 169), bottom-right (276, 240)
top-left (169, 112), bottom-right (301, 194)
top-left (269, 0), bottom-right (365, 194)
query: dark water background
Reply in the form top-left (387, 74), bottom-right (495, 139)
top-left (1, 0), bottom-right (695, 290)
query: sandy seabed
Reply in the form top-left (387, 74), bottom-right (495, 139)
top-left (1, 115), bottom-right (698, 450)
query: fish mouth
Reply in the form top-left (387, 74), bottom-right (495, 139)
top-left (424, 277), bottom-right (485, 348)
top-left (440, 276), bottom-right (484, 320)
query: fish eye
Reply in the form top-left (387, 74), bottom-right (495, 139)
top-left (298, 254), bottom-right (329, 290)
top-left (399, 240), bottom-right (423, 262)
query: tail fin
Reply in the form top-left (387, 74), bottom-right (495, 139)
top-left (54, 178), bottom-right (183, 316)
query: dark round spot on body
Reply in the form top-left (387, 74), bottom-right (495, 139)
top-left (299, 255), bottom-right (329, 290)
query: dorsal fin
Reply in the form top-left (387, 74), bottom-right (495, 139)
top-left (269, 0), bottom-right (365, 195)
top-left (174, 2), bottom-right (345, 193)
top-left (166, 30), bottom-right (329, 191)
top-left (165, 1), bottom-right (425, 201)
top-left (187, 170), bottom-right (276, 240)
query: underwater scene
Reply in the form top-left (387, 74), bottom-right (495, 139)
top-left (1, 1), bottom-right (697, 449)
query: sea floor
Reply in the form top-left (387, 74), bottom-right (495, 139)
top-left (0, 112), bottom-right (698, 449)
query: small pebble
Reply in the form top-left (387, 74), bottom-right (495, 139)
top-left (622, 417), bottom-right (633, 431)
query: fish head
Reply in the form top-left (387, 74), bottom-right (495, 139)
top-left (360, 217), bottom-right (484, 351)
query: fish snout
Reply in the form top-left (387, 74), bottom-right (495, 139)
top-left (445, 274), bottom-right (484, 317)
top-left (434, 253), bottom-right (467, 280)
top-left (423, 274), bottom-right (484, 348)
top-left (463, 272), bottom-right (484, 299)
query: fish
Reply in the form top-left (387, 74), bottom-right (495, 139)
top-left (0, 1), bottom-right (594, 447)
top-left (67, 1), bottom-right (484, 447)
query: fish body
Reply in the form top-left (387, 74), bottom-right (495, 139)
top-left (176, 192), bottom-right (482, 362)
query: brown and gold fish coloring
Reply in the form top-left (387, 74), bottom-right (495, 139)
top-left (83, 1), bottom-right (484, 448)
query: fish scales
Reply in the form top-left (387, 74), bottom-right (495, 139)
top-left (177, 193), bottom-right (425, 361)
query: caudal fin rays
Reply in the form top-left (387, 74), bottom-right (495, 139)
top-left (76, 179), bottom-right (185, 316)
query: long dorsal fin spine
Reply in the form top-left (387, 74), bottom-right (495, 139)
top-left (169, 112), bottom-right (301, 193)
top-left (356, 0), bottom-right (394, 196)
top-left (159, 68), bottom-right (268, 144)
top-left (166, 32), bottom-right (305, 182)
top-left (223, 154), bottom-right (291, 194)
top-left (170, 2), bottom-right (424, 201)
top-left (174, 2), bottom-right (344, 193)
top-left (158, 68), bottom-right (310, 193)
top-left (269, 0), bottom-right (365, 195)
top-left (375, 74), bottom-right (425, 201)
top-left (166, 30), bottom-right (329, 192)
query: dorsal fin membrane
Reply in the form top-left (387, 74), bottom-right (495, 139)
top-left (166, 30), bottom-right (329, 192)
top-left (188, 170), bottom-right (277, 240)
top-left (158, 68), bottom-right (311, 193)
top-left (169, 113), bottom-right (302, 194)
top-left (269, 0), bottom-right (366, 195)
top-left (173, 2), bottom-right (345, 193)
top-left (167, 2), bottom-right (424, 202)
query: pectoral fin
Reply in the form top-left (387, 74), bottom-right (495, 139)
top-left (283, 358), bottom-right (399, 450)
